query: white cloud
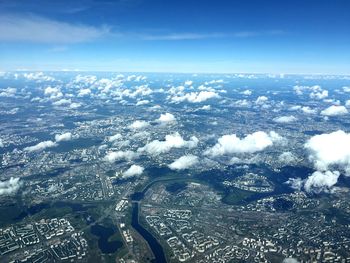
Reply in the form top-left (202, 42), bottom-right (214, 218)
top-left (104, 150), bottom-right (138, 162)
top-left (184, 80), bottom-right (193, 86)
top-left (70, 102), bottom-right (81, 109)
top-left (293, 86), bottom-right (304, 95)
top-left (294, 130), bottom-right (350, 193)
top-left (170, 91), bottom-right (220, 103)
top-left (0, 15), bottom-right (110, 44)
top-left (289, 105), bottom-right (301, 111)
top-left (53, 98), bottom-right (72, 106)
top-left (304, 170), bottom-right (340, 193)
top-left (320, 105), bottom-right (348, 116)
top-left (294, 85), bottom-right (328, 100)
top-left (205, 131), bottom-right (282, 157)
top-left (346, 100), bottom-right (350, 107)
top-left (168, 155), bottom-right (199, 170)
top-left (122, 164), bottom-right (144, 179)
top-left (44, 86), bottom-right (60, 96)
top-left (255, 96), bottom-right (268, 105)
top-left (301, 106), bottom-right (317, 114)
top-left (241, 89), bottom-right (252, 96)
top-left (0, 87), bottom-right (17, 97)
top-left (305, 130), bottom-right (350, 173)
top-left (55, 132), bottom-right (72, 142)
top-left (0, 177), bottom-right (21, 195)
top-left (73, 75), bottom-right (97, 85)
top-left (24, 72), bottom-right (55, 82)
top-left (310, 89), bottom-right (328, 99)
top-left (273, 115), bottom-right (297, 123)
top-left (108, 133), bottom-right (122, 142)
top-left (138, 132), bottom-right (198, 155)
top-left (285, 177), bottom-right (304, 191)
top-left (136, 100), bottom-right (150, 106)
top-left (24, 140), bottom-right (58, 152)
top-left (343, 86), bottom-right (350, 93)
top-left (234, 99), bottom-right (251, 107)
top-left (200, 105), bottom-right (211, 110)
top-left (129, 120), bottom-right (149, 130)
top-left (157, 113), bottom-right (176, 123)
top-left (78, 88), bottom-right (91, 97)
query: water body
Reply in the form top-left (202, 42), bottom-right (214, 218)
top-left (131, 203), bottom-right (167, 263)
top-left (90, 224), bottom-right (123, 254)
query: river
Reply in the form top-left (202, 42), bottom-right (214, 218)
top-left (131, 202), bottom-right (167, 263)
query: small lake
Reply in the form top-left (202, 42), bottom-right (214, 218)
top-left (90, 224), bottom-right (123, 254)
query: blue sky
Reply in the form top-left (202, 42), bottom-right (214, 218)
top-left (0, 0), bottom-right (349, 74)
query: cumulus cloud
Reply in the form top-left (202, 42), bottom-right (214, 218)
top-left (200, 105), bottom-right (211, 110)
top-left (304, 170), bottom-right (340, 193)
top-left (285, 177), bottom-right (304, 191)
top-left (320, 105), bottom-right (348, 116)
top-left (205, 131), bottom-right (282, 157)
top-left (122, 164), bottom-right (144, 179)
top-left (129, 120), bottom-right (149, 130)
top-left (0, 177), bottom-right (21, 195)
top-left (55, 132), bottom-right (72, 142)
top-left (136, 100), bottom-right (150, 106)
top-left (310, 89), bottom-right (328, 100)
top-left (240, 90), bottom-right (252, 96)
top-left (108, 133), bottom-right (122, 142)
top-left (170, 91), bottom-right (220, 103)
top-left (273, 115), bottom-right (297, 123)
top-left (24, 72), bottom-right (55, 82)
top-left (290, 130), bottom-right (350, 193)
top-left (184, 80), bottom-right (193, 86)
top-left (104, 150), bottom-right (138, 162)
top-left (0, 87), bottom-right (17, 97)
top-left (53, 98), bottom-right (72, 106)
top-left (301, 106), bottom-right (317, 114)
top-left (157, 113), bottom-right (176, 123)
top-left (343, 86), bottom-right (350, 93)
top-left (255, 96), bottom-right (268, 105)
top-left (168, 155), bottom-right (199, 170)
top-left (234, 99), bottom-right (251, 107)
top-left (78, 88), bottom-right (91, 97)
top-left (305, 130), bottom-right (350, 173)
top-left (293, 86), bottom-right (304, 95)
top-left (44, 86), bottom-right (60, 96)
top-left (138, 132), bottom-right (198, 155)
top-left (70, 102), bottom-right (81, 109)
top-left (294, 85), bottom-right (328, 100)
top-left (24, 140), bottom-right (58, 152)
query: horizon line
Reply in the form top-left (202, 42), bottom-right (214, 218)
top-left (3, 69), bottom-right (350, 77)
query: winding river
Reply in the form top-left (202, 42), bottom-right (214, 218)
top-left (131, 202), bottom-right (167, 263)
